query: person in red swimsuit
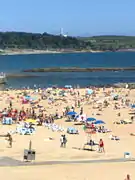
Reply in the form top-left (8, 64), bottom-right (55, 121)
top-left (98, 139), bottom-right (105, 153)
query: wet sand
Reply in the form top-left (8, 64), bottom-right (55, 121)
top-left (0, 163), bottom-right (135, 180)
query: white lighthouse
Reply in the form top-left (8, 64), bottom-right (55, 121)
top-left (60, 28), bottom-right (67, 37)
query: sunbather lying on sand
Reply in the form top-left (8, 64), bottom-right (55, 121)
top-left (130, 133), bottom-right (135, 136)
top-left (109, 134), bottom-right (120, 140)
top-left (97, 126), bottom-right (111, 133)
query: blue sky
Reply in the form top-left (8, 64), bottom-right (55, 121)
top-left (0, 0), bottom-right (135, 36)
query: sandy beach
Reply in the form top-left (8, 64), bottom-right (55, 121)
top-left (0, 163), bottom-right (135, 180)
top-left (0, 49), bottom-right (61, 55)
top-left (0, 49), bottom-right (102, 56)
top-left (0, 87), bottom-right (135, 179)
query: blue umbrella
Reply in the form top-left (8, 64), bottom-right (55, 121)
top-left (87, 117), bottom-right (96, 122)
top-left (131, 104), bottom-right (135, 108)
top-left (67, 111), bottom-right (77, 116)
top-left (94, 120), bottom-right (105, 125)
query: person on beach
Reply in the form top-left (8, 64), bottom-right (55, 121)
top-left (124, 174), bottom-right (131, 180)
top-left (80, 107), bottom-right (83, 115)
top-left (62, 135), bottom-right (67, 148)
top-left (98, 139), bottom-right (105, 153)
top-left (60, 135), bottom-right (64, 147)
top-left (60, 134), bottom-right (67, 148)
top-left (9, 100), bottom-right (12, 108)
top-left (6, 133), bottom-right (13, 148)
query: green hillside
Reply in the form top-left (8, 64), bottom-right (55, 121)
top-left (78, 35), bottom-right (135, 51)
top-left (0, 32), bottom-right (134, 51)
top-left (0, 31), bottom-right (89, 50)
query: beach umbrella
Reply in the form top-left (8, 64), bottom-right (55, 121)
top-left (25, 119), bottom-right (36, 123)
top-left (94, 120), bottom-right (105, 125)
top-left (87, 117), bottom-right (96, 122)
top-left (131, 104), bottom-right (135, 108)
top-left (67, 111), bottom-right (77, 116)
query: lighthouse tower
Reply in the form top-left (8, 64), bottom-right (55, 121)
top-left (60, 28), bottom-right (64, 36)
top-left (60, 28), bottom-right (67, 37)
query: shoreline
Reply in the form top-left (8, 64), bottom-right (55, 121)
top-left (0, 49), bottom-right (61, 55)
top-left (1, 49), bottom-right (135, 56)
top-left (2, 82), bottom-right (135, 89)
top-left (0, 49), bottom-right (107, 56)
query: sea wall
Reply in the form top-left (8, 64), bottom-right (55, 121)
top-left (22, 67), bottom-right (135, 72)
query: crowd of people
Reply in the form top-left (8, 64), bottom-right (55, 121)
top-left (0, 86), bottom-right (134, 163)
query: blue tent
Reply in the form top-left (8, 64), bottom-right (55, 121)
top-left (2, 117), bottom-right (13, 125)
top-left (24, 96), bottom-right (31, 100)
top-left (67, 111), bottom-right (77, 116)
top-left (87, 89), bottom-right (93, 95)
top-left (94, 120), bottom-right (105, 125)
top-left (65, 85), bottom-right (72, 88)
top-left (87, 117), bottom-right (96, 122)
top-left (67, 127), bottom-right (79, 134)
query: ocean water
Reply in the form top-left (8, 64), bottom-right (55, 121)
top-left (0, 52), bottom-right (135, 88)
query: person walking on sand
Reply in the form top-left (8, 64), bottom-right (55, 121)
top-left (60, 134), bottom-right (67, 148)
top-left (62, 134), bottom-right (67, 148)
top-left (60, 135), bottom-right (64, 147)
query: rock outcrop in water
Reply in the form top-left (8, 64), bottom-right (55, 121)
top-left (23, 67), bottom-right (135, 72)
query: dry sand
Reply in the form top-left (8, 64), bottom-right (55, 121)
top-left (0, 88), bottom-right (134, 179)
